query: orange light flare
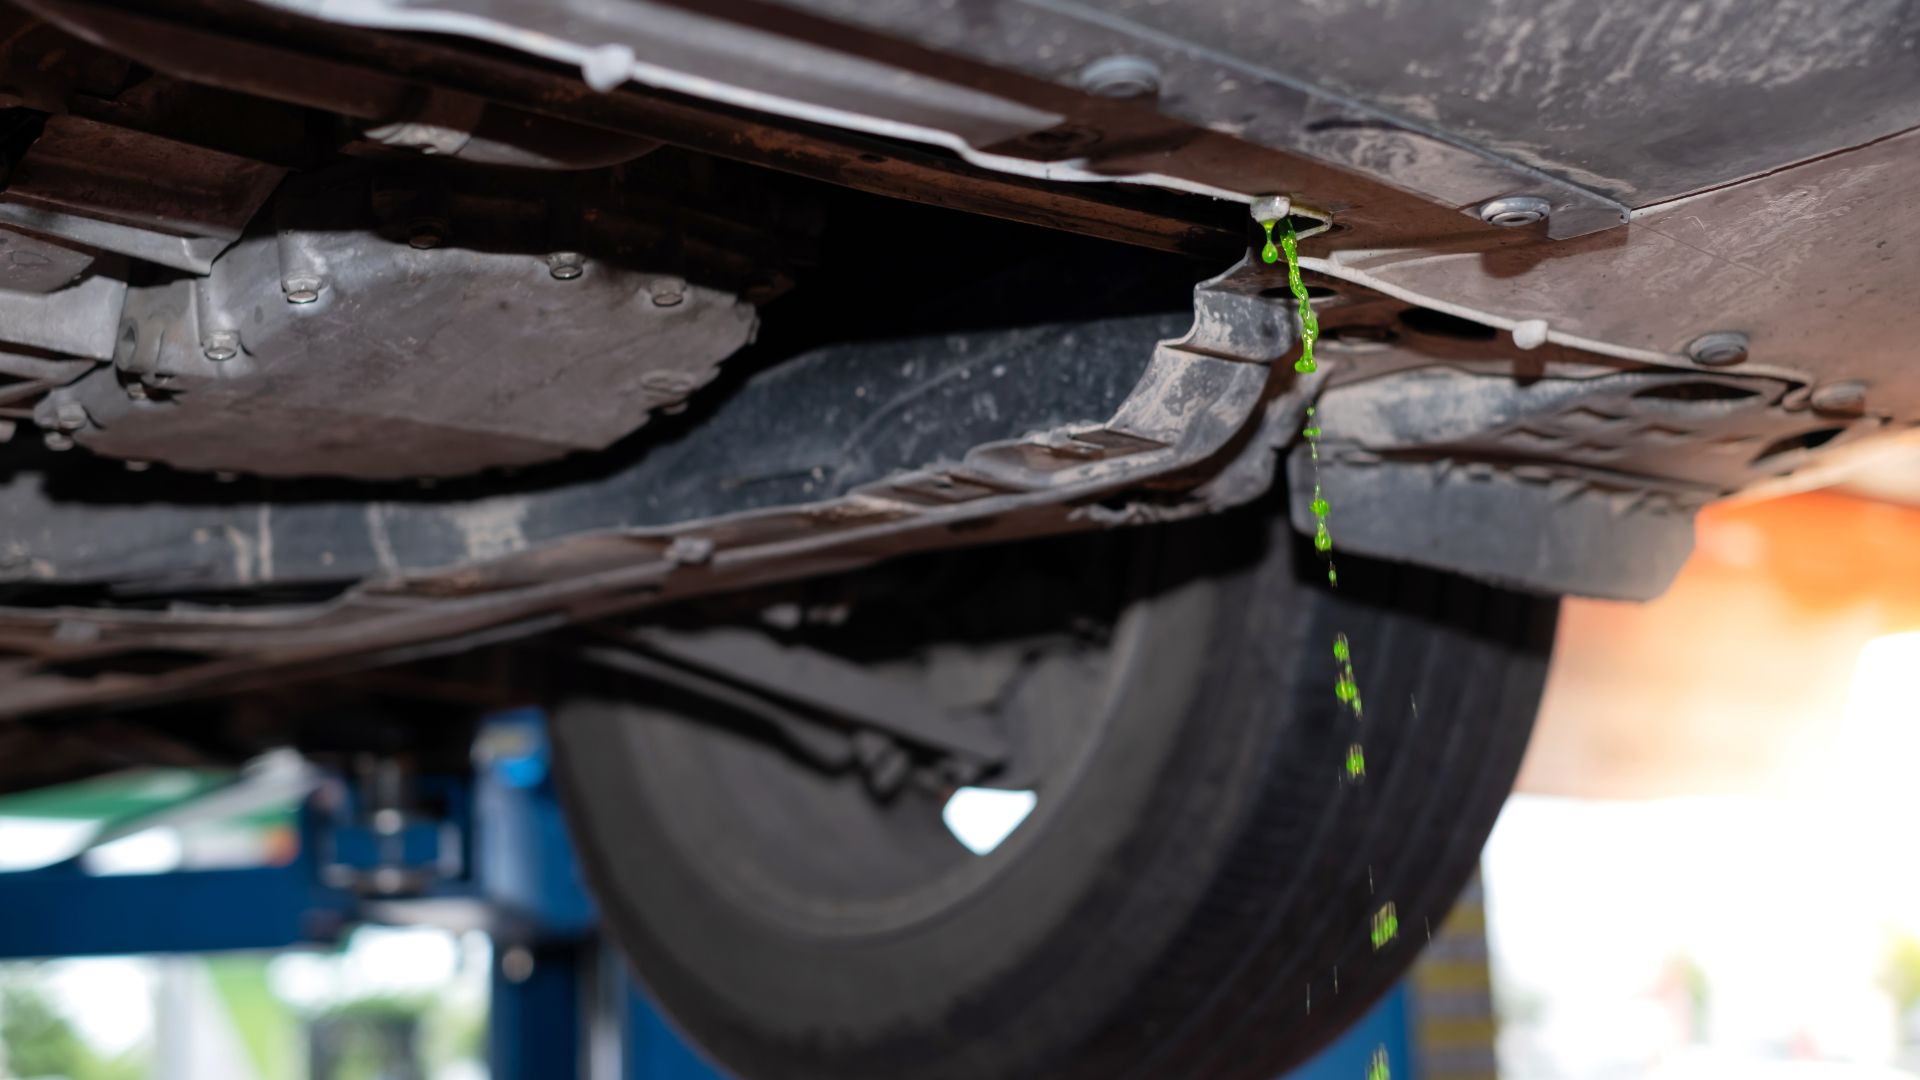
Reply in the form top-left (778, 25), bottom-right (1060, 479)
top-left (1518, 490), bottom-right (1920, 799)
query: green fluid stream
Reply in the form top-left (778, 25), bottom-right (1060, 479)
top-left (1263, 207), bottom-right (1404, 979)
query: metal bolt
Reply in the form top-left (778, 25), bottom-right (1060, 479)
top-left (407, 219), bottom-right (446, 249)
top-left (282, 274), bottom-right (323, 304)
top-left (650, 276), bottom-right (686, 307)
top-left (547, 252), bottom-right (586, 280)
top-left (202, 329), bottom-right (240, 362)
top-left (1079, 54), bottom-right (1161, 99)
top-left (1810, 380), bottom-right (1868, 415)
top-left (124, 459), bottom-right (150, 472)
top-left (42, 431), bottom-right (73, 451)
top-left (1686, 330), bottom-right (1749, 367)
top-left (52, 401), bottom-right (88, 432)
top-left (639, 370), bottom-right (696, 396)
top-left (1479, 196), bottom-right (1552, 228)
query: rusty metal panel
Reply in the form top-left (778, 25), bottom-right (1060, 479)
top-left (4, 114), bottom-right (284, 240)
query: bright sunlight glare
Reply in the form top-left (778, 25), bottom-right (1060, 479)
top-left (941, 787), bottom-right (1037, 856)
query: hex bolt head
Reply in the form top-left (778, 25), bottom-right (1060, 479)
top-left (547, 252), bottom-right (586, 280)
top-left (650, 276), bottom-right (686, 307)
top-left (282, 274), bottom-right (323, 304)
top-left (202, 329), bottom-right (240, 362)
top-left (1686, 330), bottom-right (1749, 367)
top-left (1079, 54), bottom-right (1161, 99)
top-left (1479, 195), bottom-right (1552, 228)
top-left (42, 431), bottom-right (73, 451)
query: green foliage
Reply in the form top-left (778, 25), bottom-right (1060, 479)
top-left (206, 955), bottom-right (300, 1080)
top-left (0, 979), bottom-right (144, 1080)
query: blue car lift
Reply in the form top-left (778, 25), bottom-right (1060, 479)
top-left (0, 709), bottom-right (1412, 1080)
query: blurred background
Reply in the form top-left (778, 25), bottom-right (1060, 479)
top-left (1487, 484), bottom-right (1920, 1080)
top-left (0, 484), bottom-right (1915, 1080)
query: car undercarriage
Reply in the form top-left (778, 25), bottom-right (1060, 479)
top-left (0, 2), bottom-right (1914, 1075)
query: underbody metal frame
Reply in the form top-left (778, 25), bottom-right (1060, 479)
top-left (3, 0), bottom-right (1917, 720)
top-left (0, 261), bottom-right (1304, 718)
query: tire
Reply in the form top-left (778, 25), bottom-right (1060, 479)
top-left (550, 507), bottom-right (1556, 1080)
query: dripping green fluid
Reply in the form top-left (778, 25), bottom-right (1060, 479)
top-left (1277, 219), bottom-right (1318, 374)
top-left (1345, 743), bottom-right (1366, 781)
top-left (1368, 1046), bottom-right (1391, 1080)
top-left (1333, 632), bottom-right (1363, 719)
top-left (1303, 408), bottom-right (1335, 584)
top-left (1260, 218), bottom-right (1280, 265)
top-left (1371, 902), bottom-right (1399, 950)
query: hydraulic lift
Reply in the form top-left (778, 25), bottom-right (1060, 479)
top-left (0, 709), bottom-right (1419, 1079)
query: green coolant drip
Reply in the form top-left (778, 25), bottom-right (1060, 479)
top-left (1260, 218), bottom-right (1280, 264)
top-left (1333, 633), bottom-right (1363, 719)
top-left (1277, 219), bottom-right (1318, 375)
top-left (1345, 743), bottom-right (1366, 781)
top-left (1303, 408), bottom-right (1336, 583)
top-left (1370, 902), bottom-right (1399, 951)
top-left (1368, 1047), bottom-right (1391, 1080)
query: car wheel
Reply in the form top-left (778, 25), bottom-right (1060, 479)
top-left (550, 505), bottom-right (1556, 1079)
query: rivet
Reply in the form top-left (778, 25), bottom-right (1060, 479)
top-left (548, 251), bottom-right (586, 280)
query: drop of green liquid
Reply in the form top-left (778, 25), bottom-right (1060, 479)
top-left (1333, 634), bottom-right (1350, 662)
top-left (1269, 218), bottom-right (1319, 374)
top-left (1368, 1046), bottom-right (1391, 1080)
top-left (1370, 902), bottom-right (1399, 950)
top-left (1345, 743), bottom-right (1366, 779)
top-left (1314, 521), bottom-right (1332, 552)
top-left (1260, 219), bottom-right (1280, 264)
